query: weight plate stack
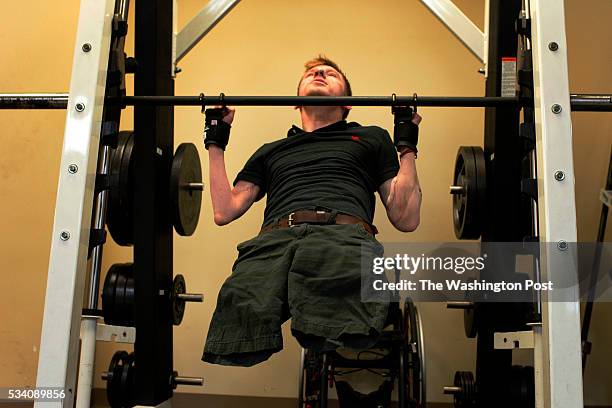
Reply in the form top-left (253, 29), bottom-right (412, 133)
top-left (452, 146), bottom-right (486, 240)
top-left (106, 351), bottom-right (135, 408)
top-left (453, 371), bottom-right (476, 408)
top-left (102, 263), bottom-right (135, 326)
top-left (107, 131), bottom-right (135, 246)
top-left (170, 143), bottom-right (203, 236)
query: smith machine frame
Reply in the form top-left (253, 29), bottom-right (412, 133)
top-left (1, 0), bottom-right (603, 407)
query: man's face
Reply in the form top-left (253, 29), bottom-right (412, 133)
top-left (298, 64), bottom-right (348, 97)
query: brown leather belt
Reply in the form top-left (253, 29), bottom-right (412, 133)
top-left (260, 210), bottom-right (378, 235)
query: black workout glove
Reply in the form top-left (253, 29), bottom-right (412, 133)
top-left (393, 106), bottom-right (419, 153)
top-left (203, 108), bottom-right (231, 150)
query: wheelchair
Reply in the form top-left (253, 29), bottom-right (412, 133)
top-left (297, 297), bottom-right (426, 408)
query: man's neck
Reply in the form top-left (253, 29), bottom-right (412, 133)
top-left (300, 106), bottom-right (344, 132)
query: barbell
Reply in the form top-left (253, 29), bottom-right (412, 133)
top-left (1, 93), bottom-right (611, 110)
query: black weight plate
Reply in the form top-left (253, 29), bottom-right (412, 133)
top-left (471, 146), bottom-right (486, 239)
top-left (119, 353), bottom-right (135, 408)
top-left (453, 371), bottom-right (475, 408)
top-left (464, 371), bottom-right (475, 406)
top-left (102, 265), bottom-right (120, 324)
top-left (170, 143), bottom-right (202, 236)
top-left (452, 148), bottom-right (467, 238)
top-left (107, 131), bottom-right (135, 246)
top-left (103, 263), bottom-right (134, 326)
top-left (172, 274), bottom-right (186, 325)
top-left (107, 132), bottom-right (128, 243)
top-left (452, 371), bottom-right (463, 407)
top-left (453, 147), bottom-right (476, 239)
top-left (117, 264), bottom-right (134, 326)
top-left (107, 351), bottom-right (128, 408)
top-left (114, 267), bottom-right (128, 326)
top-left (452, 146), bottom-right (486, 240)
top-left (472, 146), bottom-right (486, 220)
top-left (124, 275), bottom-right (135, 326)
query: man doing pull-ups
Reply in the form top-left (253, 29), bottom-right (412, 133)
top-left (202, 56), bottom-right (422, 366)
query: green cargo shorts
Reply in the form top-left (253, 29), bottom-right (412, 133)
top-left (202, 223), bottom-right (389, 367)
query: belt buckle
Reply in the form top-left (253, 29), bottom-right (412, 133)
top-left (288, 212), bottom-right (295, 227)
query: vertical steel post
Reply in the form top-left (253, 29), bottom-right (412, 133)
top-left (477, 1), bottom-right (522, 406)
top-left (529, 0), bottom-right (583, 407)
top-left (134, 0), bottom-right (175, 405)
top-left (34, 1), bottom-right (116, 407)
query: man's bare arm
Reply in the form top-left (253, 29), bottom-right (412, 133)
top-left (208, 146), bottom-right (261, 225)
top-left (378, 152), bottom-right (422, 232)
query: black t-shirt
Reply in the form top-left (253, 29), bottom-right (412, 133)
top-left (233, 120), bottom-right (399, 226)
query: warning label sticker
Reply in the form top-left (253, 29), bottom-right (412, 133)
top-left (501, 57), bottom-right (517, 97)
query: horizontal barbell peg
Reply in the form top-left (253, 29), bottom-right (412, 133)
top-left (446, 301), bottom-right (474, 309)
top-left (174, 376), bottom-right (204, 386)
top-left (177, 293), bottom-right (203, 302)
top-left (450, 185), bottom-right (464, 195)
top-left (443, 386), bottom-right (463, 395)
top-left (183, 182), bottom-right (204, 191)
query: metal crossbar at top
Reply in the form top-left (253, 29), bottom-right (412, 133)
top-left (173, 0), bottom-right (484, 71)
top-left (419, 0), bottom-right (487, 64)
top-left (173, 0), bottom-right (240, 66)
top-left (2, 93), bottom-right (612, 110)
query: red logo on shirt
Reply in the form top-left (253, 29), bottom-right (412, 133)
top-left (351, 135), bottom-right (360, 141)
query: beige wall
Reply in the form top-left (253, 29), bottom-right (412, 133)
top-left (1, 0), bottom-right (611, 405)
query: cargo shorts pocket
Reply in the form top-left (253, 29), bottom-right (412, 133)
top-left (354, 224), bottom-right (384, 255)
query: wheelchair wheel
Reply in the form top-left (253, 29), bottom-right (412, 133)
top-left (298, 348), bottom-right (328, 408)
top-left (298, 348), bottom-right (306, 408)
top-left (403, 298), bottom-right (426, 407)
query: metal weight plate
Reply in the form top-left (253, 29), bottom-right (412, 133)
top-left (107, 131), bottom-right (135, 246)
top-left (124, 275), bottom-right (135, 326)
top-left (114, 264), bottom-right (135, 327)
top-left (170, 143), bottom-right (203, 236)
top-left (172, 274), bottom-right (186, 325)
top-left (453, 371), bottom-right (476, 408)
top-left (106, 350), bottom-right (129, 408)
top-left (452, 146), bottom-right (486, 240)
top-left (102, 263), bottom-right (134, 326)
top-left (102, 265), bottom-right (120, 324)
top-left (119, 353), bottom-right (135, 408)
top-left (114, 268), bottom-right (127, 324)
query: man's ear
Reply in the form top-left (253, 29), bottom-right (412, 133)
top-left (295, 106), bottom-right (302, 111)
top-left (343, 106), bottom-right (352, 112)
